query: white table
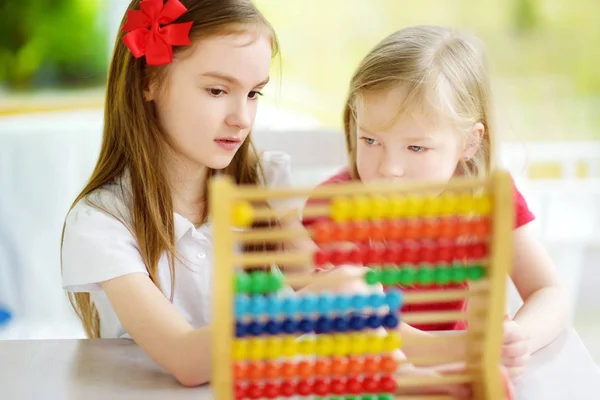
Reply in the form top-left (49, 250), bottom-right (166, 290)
top-left (1, 328), bottom-right (598, 399)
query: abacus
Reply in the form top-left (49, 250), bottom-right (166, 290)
top-left (210, 171), bottom-right (514, 400)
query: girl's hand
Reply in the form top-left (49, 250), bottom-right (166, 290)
top-left (395, 359), bottom-right (472, 399)
top-left (503, 320), bottom-right (531, 379)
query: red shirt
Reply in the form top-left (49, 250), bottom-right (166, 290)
top-left (303, 168), bottom-right (535, 331)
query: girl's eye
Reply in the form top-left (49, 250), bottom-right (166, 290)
top-left (208, 88), bottom-right (225, 97)
top-left (248, 91), bottom-right (263, 100)
top-left (408, 145), bottom-right (427, 153)
top-left (361, 137), bottom-right (380, 146)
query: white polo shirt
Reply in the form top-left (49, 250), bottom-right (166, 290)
top-left (62, 151), bottom-right (298, 338)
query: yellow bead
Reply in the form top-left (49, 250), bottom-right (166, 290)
top-left (457, 192), bottom-right (476, 216)
top-left (473, 194), bottom-right (493, 215)
top-left (282, 337), bottom-right (297, 357)
top-left (316, 334), bottom-right (334, 356)
top-left (404, 196), bottom-right (421, 218)
top-left (422, 196), bottom-right (443, 217)
top-left (265, 337), bottom-right (283, 359)
top-left (387, 196), bottom-right (406, 218)
top-left (439, 192), bottom-right (459, 216)
top-left (350, 333), bottom-right (367, 355)
top-left (232, 339), bottom-right (248, 360)
top-left (370, 196), bottom-right (389, 220)
top-left (232, 201), bottom-right (254, 228)
top-left (330, 197), bottom-right (352, 222)
top-left (352, 196), bottom-right (371, 221)
top-left (383, 332), bottom-right (402, 351)
top-left (332, 334), bottom-right (350, 356)
top-left (366, 333), bottom-right (384, 354)
top-left (298, 337), bottom-right (316, 355)
top-left (248, 338), bottom-right (266, 360)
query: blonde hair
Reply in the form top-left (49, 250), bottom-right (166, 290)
top-left (343, 25), bottom-right (494, 179)
top-left (61, 0), bottom-right (279, 338)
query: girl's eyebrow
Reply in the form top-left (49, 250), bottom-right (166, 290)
top-left (199, 71), bottom-right (270, 88)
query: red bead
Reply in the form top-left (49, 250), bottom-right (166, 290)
top-left (469, 242), bottom-right (488, 259)
top-left (346, 376), bottom-right (362, 394)
top-left (454, 244), bottom-right (468, 261)
top-left (234, 382), bottom-right (247, 400)
top-left (330, 249), bottom-right (347, 265)
top-left (365, 246), bottom-right (385, 264)
top-left (437, 241), bottom-right (455, 263)
top-left (263, 383), bottom-right (279, 399)
top-left (347, 247), bottom-right (363, 264)
top-left (279, 380), bottom-right (295, 396)
top-left (404, 244), bottom-right (420, 264)
top-left (384, 245), bottom-right (401, 264)
top-left (330, 378), bottom-right (345, 394)
top-left (363, 376), bottom-right (379, 393)
top-left (296, 378), bottom-right (312, 396)
top-left (379, 375), bottom-right (396, 392)
top-left (313, 378), bottom-right (329, 395)
top-left (246, 382), bottom-right (263, 399)
top-left (419, 245), bottom-right (437, 264)
top-left (314, 250), bottom-right (331, 266)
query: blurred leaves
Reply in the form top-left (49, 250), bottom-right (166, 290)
top-left (0, 0), bottom-right (108, 89)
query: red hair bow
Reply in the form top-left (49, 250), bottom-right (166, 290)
top-left (123, 0), bottom-right (193, 66)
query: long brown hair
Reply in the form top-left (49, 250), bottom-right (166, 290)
top-left (62, 0), bottom-right (279, 338)
top-left (343, 25), bottom-right (494, 180)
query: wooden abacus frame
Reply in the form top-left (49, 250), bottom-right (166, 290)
top-left (210, 171), bottom-right (514, 400)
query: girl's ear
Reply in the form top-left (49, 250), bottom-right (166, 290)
top-left (144, 80), bottom-right (159, 102)
top-left (463, 122), bottom-right (484, 160)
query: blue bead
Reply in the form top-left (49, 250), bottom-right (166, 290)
top-left (235, 321), bottom-right (247, 337)
top-left (332, 316), bottom-right (348, 332)
top-left (299, 294), bottom-right (318, 315)
top-left (248, 321), bottom-right (263, 336)
top-left (349, 315), bottom-right (366, 331)
top-left (234, 295), bottom-right (250, 318)
top-left (263, 320), bottom-right (280, 335)
top-left (315, 316), bottom-right (332, 333)
top-left (386, 290), bottom-right (403, 310)
top-left (366, 315), bottom-right (383, 329)
top-left (266, 295), bottom-right (281, 317)
top-left (351, 294), bottom-right (368, 310)
top-left (317, 292), bottom-right (334, 313)
top-left (298, 318), bottom-right (315, 333)
top-left (368, 293), bottom-right (385, 308)
top-left (250, 296), bottom-right (268, 316)
top-left (383, 313), bottom-right (399, 329)
top-left (332, 294), bottom-right (351, 312)
top-left (282, 297), bottom-right (299, 316)
top-left (282, 318), bottom-right (297, 334)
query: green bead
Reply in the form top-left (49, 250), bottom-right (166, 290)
top-left (362, 395), bottom-right (378, 400)
top-left (450, 264), bottom-right (468, 284)
top-left (378, 395), bottom-right (394, 400)
top-left (365, 268), bottom-right (381, 285)
top-left (345, 396), bottom-right (361, 400)
top-left (417, 265), bottom-right (435, 285)
top-left (266, 272), bottom-right (283, 292)
top-left (467, 265), bottom-right (486, 281)
top-left (250, 271), bottom-right (268, 294)
top-left (234, 272), bottom-right (250, 293)
top-left (399, 266), bottom-right (418, 286)
top-left (381, 267), bottom-right (398, 285)
top-left (435, 265), bottom-right (451, 285)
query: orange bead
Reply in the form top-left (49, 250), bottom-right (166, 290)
top-left (312, 221), bottom-right (334, 244)
top-left (280, 361), bottom-right (297, 378)
top-left (348, 221), bottom-right (370, 242)
top-left (422, 220), bottom-right (440, 238)
top-left (314, 358), bottom-right (331, 376)
top-left (347, 356), bottom-right (364, 374)
top-left (233, 362), bottom-right (248, 380)
top-left (363, 355), bottom-right (379, 374)
top-left (331, 357), bottom-right (349, 375)
top-left (297, 360), bottom-right (314, 378)
top-left (247, 362), bottom-right (265, 380)
top-left (380, 354), bottom-right (397, 373)
top-left (472, 218), bottom-right (492, 239)
top-left (456, 220), bottom-right (471, 237)
top-left (405, 220), bottom-right (422, 239)
top-left (264, 362), bottom-right (280, 379)
top-left (369, 222), bottom-right (386, 241)
top-left (439, 218), bottom-right (457, 238)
